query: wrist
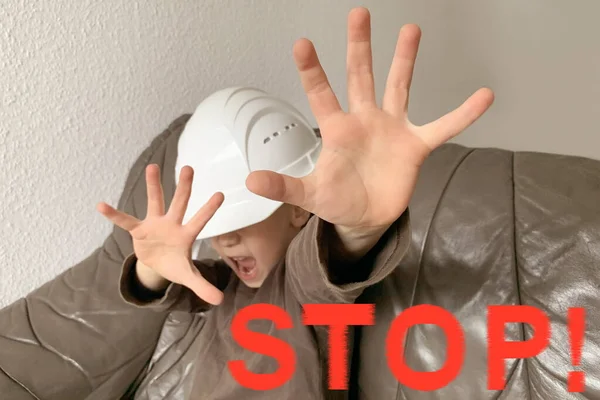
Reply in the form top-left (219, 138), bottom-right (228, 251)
top-left (331, 224), bottom-right (390, 261)
top-left (135, 260), bottom-right (170, 293)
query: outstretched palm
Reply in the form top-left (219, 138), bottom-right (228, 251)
top-left (97, 165), bottom-right (225, 305)
top-left (246, 8), bottom-right (494, 232)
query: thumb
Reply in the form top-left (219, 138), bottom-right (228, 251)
top-left (185, 269), bottom-right (224, 306)
top-left (246, 170), bottom-right (313, 209)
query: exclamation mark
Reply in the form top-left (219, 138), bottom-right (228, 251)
top-left (568, 307), bottom-right (585, 392)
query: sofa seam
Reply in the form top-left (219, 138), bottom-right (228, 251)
top-left (25, 296), bottom-right (95, 391)
top-left (0, 363), bottom-right (41, 400)
top-left (512, 151), bottom-right (533, 399)
top-left (394, 147), bottom-right (475, 400)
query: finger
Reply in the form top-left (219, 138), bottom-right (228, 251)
top-left (346, 7), bottom-right (376, 112)
top-left (145, 164), bottom-right (165, 217)
top-left (419, 87), bottom-right (495, 149)
top-left (382, 24), bottom-right (421, 117)
top-left (246, 170), bottom-right (315, 211)
top-left (293, 38), bottom-right (343, 125)
top-left (187, 268), bottom-right (224, 306)
top-left (185, 192), bottom-right (225, 236)
top-left (168, 165), bottom-right (194, 223)
top-left (96, 202), bottom-right (141, 232)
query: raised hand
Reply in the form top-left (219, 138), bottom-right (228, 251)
top-left (97, 164), bottom-right (225, 305)
top-left (246, 8), bottom-right (494, 234)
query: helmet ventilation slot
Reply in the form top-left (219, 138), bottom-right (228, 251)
top-left (263, 123), bottom-right (298, 144)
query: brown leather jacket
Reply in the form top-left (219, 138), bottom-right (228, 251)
top-left (2, 115), bottom-right (600, 399)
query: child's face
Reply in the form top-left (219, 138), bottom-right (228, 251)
top-left (209, 204), bottom-right (311, 288)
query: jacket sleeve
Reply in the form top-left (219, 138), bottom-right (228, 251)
top-left (285, 210), bottom-right (411, 305)
top-left (118, 253), bottom-right (232, 313)
top-left (0, 115), bottom-right (192, 400)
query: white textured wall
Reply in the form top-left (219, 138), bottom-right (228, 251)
top-left (1, 0), bottom-right (599, 307)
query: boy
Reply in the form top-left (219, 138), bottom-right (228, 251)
top-left (97, 7), bottom-right (493, 399)
top-left (1, 7), bottom-right (493, 400)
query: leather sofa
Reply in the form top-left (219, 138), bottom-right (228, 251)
top-left (354, 142), bottom-right (600, 399)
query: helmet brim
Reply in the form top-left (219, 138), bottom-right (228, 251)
top-left (190, 143), bottom-right (320, 239)
top-left (194, 193), bottom-right (283, 240)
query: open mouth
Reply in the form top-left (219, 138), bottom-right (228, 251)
top-left (230, 256), bottom-right (258, 281)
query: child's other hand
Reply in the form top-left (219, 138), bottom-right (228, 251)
top-left (97, 164), bottom-right (225, 305)
top-left (246, 8), bottom-right (494, 235)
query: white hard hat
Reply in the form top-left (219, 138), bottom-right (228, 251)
top-left (175, 87), bottom-right (322, 240)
